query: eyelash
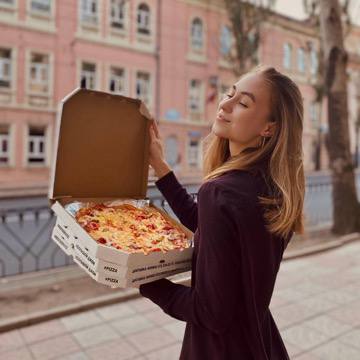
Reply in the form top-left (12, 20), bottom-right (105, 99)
top-left (225, 94), bottom-right (248, 108)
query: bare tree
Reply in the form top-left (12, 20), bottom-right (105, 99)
top-left (223, 0), bottom-right (276, 76)
top-left (317, 0), bottom-right (360, 234)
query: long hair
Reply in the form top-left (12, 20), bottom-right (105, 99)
top-left (201, 64), bottom-right (305, 240)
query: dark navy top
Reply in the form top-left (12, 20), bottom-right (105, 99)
top-left (139, 168), bottom-right (292, 359)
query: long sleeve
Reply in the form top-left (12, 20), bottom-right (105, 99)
top-left (154, 170), bottom-right (198, 233)
top-left (140, 180), bottom-right (249, 335)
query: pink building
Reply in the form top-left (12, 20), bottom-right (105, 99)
top-left (0, 0), bottom-right (359, 197)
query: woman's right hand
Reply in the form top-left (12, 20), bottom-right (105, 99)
top-left (149, 119), bottom-right (171, 178)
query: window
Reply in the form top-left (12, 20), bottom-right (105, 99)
top-left (27, 125), bottom-right (46, 164)
top-left (136, 71), bottom-right (150, 106)
top-left (80, 0), bottom-right (98, 25)
top-left (218, 83), bottom-right (230, 101)
top-left (0, 0), bottom-right (15, 7)
top-left (309, 102), bottom-right (318, 125)
top-left (109, 66), bottom-right (125, 94)
top-left (283, 43), bottom-right (292, 70)
top-left (165, 136), bottom-right (179, 168)
top-left (29, 53), bottom-right (49, 94)
top-left (80, 62), bottom-right (96, 89)
top-left (297, 47), bottom-right (305, 73)
top-left (187, 137), bottom-right (200, 167)
top-left (188, 79), bottom-right (203, 115)
top-left (0, 48), bottom-right (11, 89)
top-left (30, 0), bottom-right (51, 14)
top-left (220, 25), bottom-right (232, 56)
top-left (310, 47), bottom-right (318, 75)
top-left (0, 124), bottom-right (10, 165)
top-left (137, 3), bottom-right (150, 35)
top-left (191, 17), bottom-right (203, 50)
top-left (110, 0), bottom-right (125, 30)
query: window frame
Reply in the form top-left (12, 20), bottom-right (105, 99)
top-left (283, 42), bottom-right (292, 70)
top-left (25, 124), bottom-right (48, 167)
top-left (135, 70), bottom-right (152, 108)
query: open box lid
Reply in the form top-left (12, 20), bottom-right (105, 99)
top-left (48, 88), bottom-right (153, 203)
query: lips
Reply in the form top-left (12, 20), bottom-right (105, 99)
top-left (216, 114), bottom-right (230, 122)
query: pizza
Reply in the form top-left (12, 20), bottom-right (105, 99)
top-left (74, 202), bottom-right (191, 255)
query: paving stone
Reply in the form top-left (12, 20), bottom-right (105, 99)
top-left (73, 323), bottom-right (120, 348)
top-left (129, 298), bottom-right (160, 313)
top-left (272, 302), bottom-right (317, 327)
top-left (61, 311), bottom-right (103, 332)
top-left (337, 328), bottom-right (360, 350)
top-left (302, 314), bottom-right (352, 337)
top-left (110, 314), bottom-right (154, 336)
top-left (300, 296), bottom-right (338, 314)
top-left (86, 337), bottom-right (140, 360)
top-left (20, 319), bottom-right (67, 344)
top-left (161, 321), bottom-right (186, 341)
top-left (146, 342), bottom-right (183, 360)
top-left (274, 288), bottom-right (310, 303)
top-left (327, 299), bottom-right (360, 327)
top-left (0, 347), bottom-right (33, 360)
top-left (281, 324), bottom-right (330, 351)
top-left (0, 329), bottom-right (25, 353)
top-left (95, 302), bottom-right (136, 321)
top-left (143, 309), bottom-right (174, 326)
top-left (283, 341), bottom-right (303, 357)
top-left (59, 351), bottom-right (90, 360)
top-left (293, 351), bottom-right (322, 359)
top-left (311, 339), bottom-right (360, 360)
top-left (29, 334), bottom-right (80, 360)
top-left (126, 327), bottom-right (176, 353)
top-left (317, 288), bottom-right (359, 305)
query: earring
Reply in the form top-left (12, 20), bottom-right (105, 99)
top-left (259, 136), bottom-right (266, 148)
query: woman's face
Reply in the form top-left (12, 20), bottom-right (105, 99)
top-left (212, 72), bottom-right (275, 155)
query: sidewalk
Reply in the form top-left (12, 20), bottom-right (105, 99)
top-left (1, 240), bottom-right (360, 359)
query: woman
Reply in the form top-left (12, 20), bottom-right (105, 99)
top-left (139, 64), bottom-right (305, 359)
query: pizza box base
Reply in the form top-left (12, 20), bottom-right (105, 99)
top-left (73, 250), bottom-right (192, 288)
top-left (51, 218), bottom-right (72, 255)
top-left (73, 239), bottom-right (192, 279)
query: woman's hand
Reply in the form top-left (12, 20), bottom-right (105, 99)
top-left (149, 119), bottom-right (172, 179)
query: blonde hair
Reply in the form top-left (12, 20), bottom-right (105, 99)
top-left (201, 64), bottom-right (305, 240)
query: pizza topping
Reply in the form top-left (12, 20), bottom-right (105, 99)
top-left (97, 237), bottom-right (107, 244)
top-left (75, 202), bottom-right (190, 255)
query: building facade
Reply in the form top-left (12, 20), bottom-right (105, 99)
top-left (0, 0), bottom-right (359, 197)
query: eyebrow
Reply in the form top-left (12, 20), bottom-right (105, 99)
top-left (232, 85), bottom-right (256, 103)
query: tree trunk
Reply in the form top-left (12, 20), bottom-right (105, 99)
top-left (319, 0), bottom-right (360, 234)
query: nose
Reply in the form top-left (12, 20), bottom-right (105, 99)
top-left (219, 97), bottom-right (233, 114)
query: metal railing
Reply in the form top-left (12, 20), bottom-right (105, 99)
top-left (0, 179), bottom-right (353, 277)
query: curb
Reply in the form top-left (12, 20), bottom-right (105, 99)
top-left (0, 232), bottom-right (359, 333)
top-left (283, 232), bottom-right (360, 260)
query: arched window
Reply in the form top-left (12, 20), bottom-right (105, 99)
top-left (283, 43), bottom-right (292, 69)
top-left (110, 0), bottom-right (126, 30)
top-left (191, 17), bottom-right (203, 50)
top-left (137, 3), bottom-right (150, 35)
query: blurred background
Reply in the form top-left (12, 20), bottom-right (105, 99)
top-left (0, 1), bottom-right (360, 359)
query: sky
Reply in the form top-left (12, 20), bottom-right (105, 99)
top-left (273, 0), bottom-right (360, 26)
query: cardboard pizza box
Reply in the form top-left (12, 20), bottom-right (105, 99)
top-left (48, 88), bottom-right (194, 287)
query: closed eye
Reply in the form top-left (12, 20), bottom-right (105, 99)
top-left (225, 93), bottom-right (248, 108)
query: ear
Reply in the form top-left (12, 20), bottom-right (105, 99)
top-left (261, 121), bottom-right (277, 138)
